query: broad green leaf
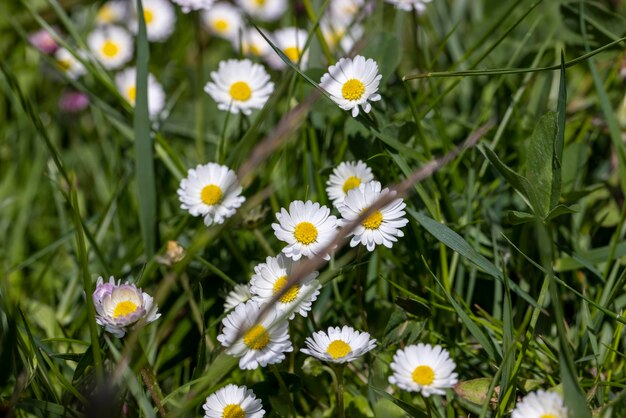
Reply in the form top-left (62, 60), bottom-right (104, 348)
top-left (481, 145), bottom-right (544, 217)
top-left (506, 210), bottom-right (536, 225)
top-left (553, 51), bottom-right (567, 209)
top-left (526, 111), bottom-right (558, 216)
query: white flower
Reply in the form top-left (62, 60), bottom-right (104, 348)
top-left (250, 254), bottom-right (320, 320)
top-left (320, 18), bottom-right (363, 54)
top-left (266, 27), bottom-right (309, 70)
top-left (171, 0), bottom-right (215, 13)
top-left (320, 55), bottom-right (382, 117)
top-left (236, 0), bottom-right (287, 22)
top-left (388, 343), bottom-right (458, 397)
top-left (201, 2), bottom-right (243, 40)
top-left (54, 47), bottom-right (86, 80)
top-left (95, 1), bottom-right (129, 25)
top-left (337, 181), bottom-right (408, 251)
top-left (130, 0), bottom-right (176, 42)
top-left (87, 26), bottom-right (133, 70)
top-left (204, 59), bottom-right (274, 115)
top-left (385, 0), bottom-right (432, 13)
top-left (115, 67), bottom-right (166, 118)
top-left (224, 283), bottom-right (252, 312)
top-left (511, 390), bottom-right (567, 418)
top-left (301, 326), bottom-right (376, 363)
top-left (326, 160), bottom-right (374, 207)
top-left (92, 276), bottom-right (161, 338)
top-left (203, 384), bottom-right (265, 418)
top-left (177, 162), bottom-right (246, 226)
top-left (235, 28), bottom-right (273, 58)
top-left (217, 300), bottom-right (293, 370)
top-left (272, 200), bottom-right (338, 261)
top-left (329, 0), bottom-right (367, 24)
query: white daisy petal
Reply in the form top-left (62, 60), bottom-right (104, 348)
top-left (388, 343), bottom-right (458, 397)
top-left (95, 1), bottom-right (129, 25)
top-left (172, 0), bottom-right (214, 13)
top-left (320, 55), bottom-right (382, 118)
top-left (236, 0), bottom-right (287, 22)
top-left (87, 25), bottom-right (133, 70)
top-left (115, 67), bottom-right (166, 118)
top-left (224, 283), bottom-right (252, 312)
top-left (177, 162), bottom-right (246, 226)
top-left (337, 181), bottom-right (408, 251)
top-left (385, 0), bottom-right (433, 13)
top-left (201, 3), bottom-right (243, 40)
top-left (130, 0), bottom-right (176, 42)
top-left (266, 27), bottom-right (309, 70)
top-left (54, 47), bottom-right (86, 80)
top-left (301, 325), bottom-right (376, 363)
top-left (217, 300), bottom-right (293, 370)
top-left (511, 390), bottom-right (568, 418)
top-left (250, 254), bottom-right (321, 319)
top-left (272, 200), bottom-right (338, 261)
top-left (204, 59), bottom-right (274, 115)
top-left (202, 384), bottom-right (265, 418)
top-left (326, 160), bottom-right (374, 207)
top-left (93, 276), bottom-right (161, 338)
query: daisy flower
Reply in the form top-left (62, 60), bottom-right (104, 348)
top-left (329, 0), bottom-right (368, 24)
top-left (130, 0), bottom-right (176, 42)
top-left (29, 28), bottom-right (59, 54)
top-left (235, 0), bottom-right (287, 22)
top-left (266, 27), bottom-right (309, 70)
top-left (301, 326), bottom-right (376, 363)
top-left (236, 28), bottom-right (273, 58)
top-left (203, 384), bottom-right (265, 418)
top-left (385, 0), bottom-right (433, 13)
top-left (224, 283), bottom-right (252, 312)
top-left (204, 59), bottom-right (274, 115)
top-left (272, 200), bottom-right (338, 261)
top-left (388, 343), bottom-right (458, 397)
top-left (93, 276), bottom-right (161, 338)
top-left (172, 0), bottom-right (215, 13)
top-left (320, 18), bottom-right (363, 54)
top-left (320, 55), bottom-right (382, 117)
top-left (54, 47), bottom-right (86, 80)
top-left (250, 254), bottom-right (320, 320)
top-left (115, 67), bottom-right (166, 118)
top-left (95, 0), bottom-right (128, 25)
top-left (326, 160), bottom-right (374, 207)
top-left (337, 181), bottom-right (408, 252)
top-left (217, 300), bottom-right (293, 370)
top-left (177, 162), bottom-right (246, 226)
top-left (201, 3), bottom-right (243, 41)
top-left (511, 390), bottom-right (567, 418)
top-left (87, 26), bottom-right (133, 70)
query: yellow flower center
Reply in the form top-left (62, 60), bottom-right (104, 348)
top-left (294, 221), bottom-right (318, 245)
top-left (57, 59), bottom-right (71, 72)
top-left (213, 18), bottom-right (229, 32)
top-left (412, 365), bottom-right (435, 385)
top-left (101, 40), bottom-right (119, 58)
top-left (326, 340), bottom-right (351, 359)
top-left (341, 78), bottom-right (365, 101)
top-left (201, 184), bottom-right (223, 205)
top-left (272, 276), bottom-right (300, 303)
top-left (229, 81), bottom-right (252, 102)
top-left (113, 300), bottom-right (139, 318)
top-left (126, 86), bottom-right (136, 103)
top-left (540, 415), bottom-right (557, 418)
top-left (362, 210), bottom-right (383, 230)
top-left (97, 5), bottom-right (114, 23)
top-left (283, 46), bottom-right (300, 63)
top-left (342, 176), bottom-right (361, 193)
top-left (223, 404), bottom-right (244, 418)
top-left (249, 44), bottom-right (261, 56)
top-left (254, 0), bottom-right (266, 5)
top-left (143, 9), bottom-right (154, 24)
top-left (243, 324), bottom-right (270, 350)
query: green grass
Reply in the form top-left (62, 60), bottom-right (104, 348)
top-left (2, 0), bottom-right (626, 417)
